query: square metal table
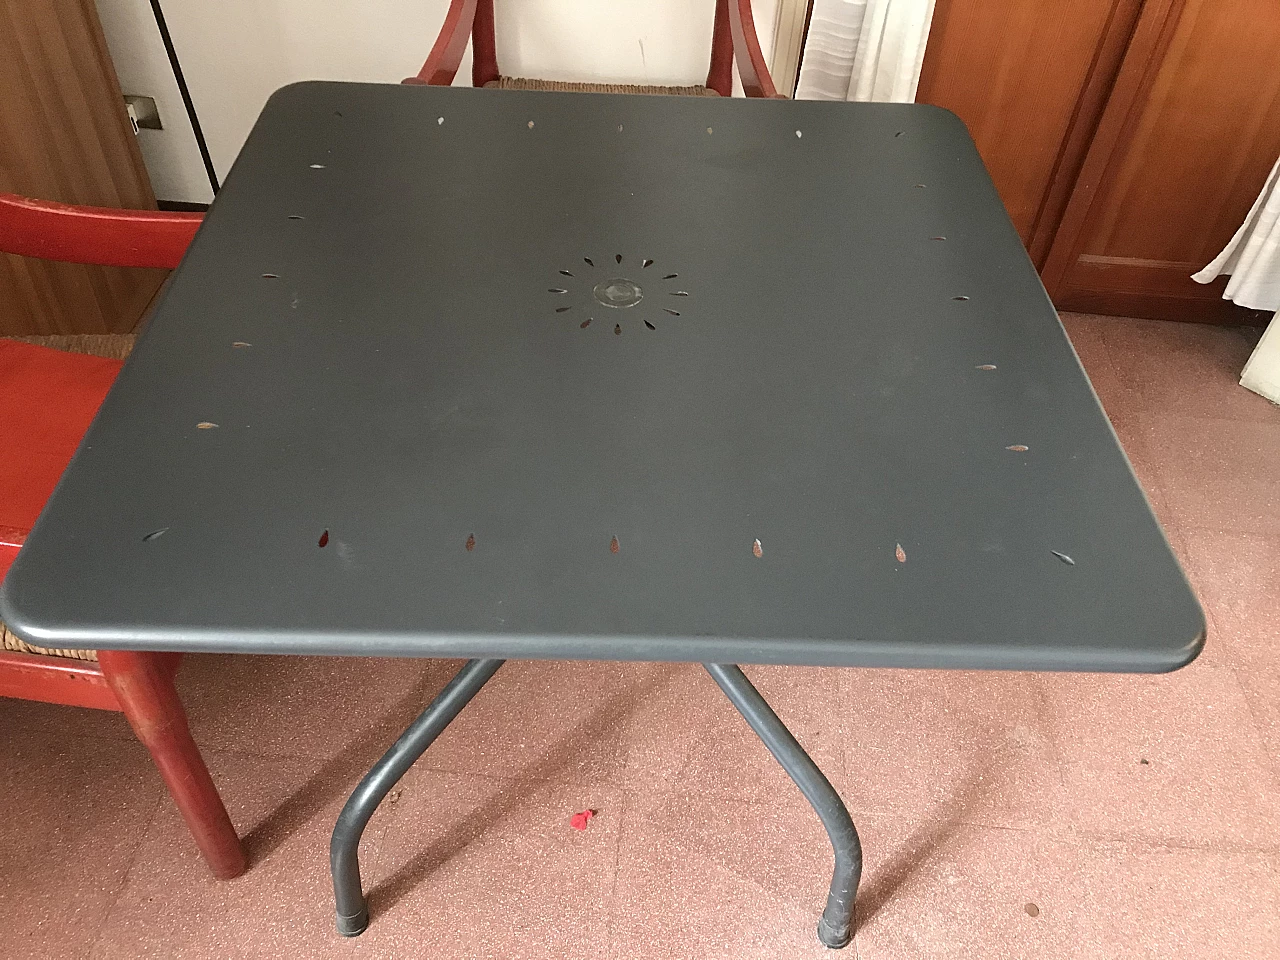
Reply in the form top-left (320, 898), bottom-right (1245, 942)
top-left (0, 82), bottom-right (1203, 949)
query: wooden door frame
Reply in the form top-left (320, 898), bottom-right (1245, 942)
top-left (770, 0), bottom-right (813, 97)
top-left (0, 0), bottom-right (166, 334)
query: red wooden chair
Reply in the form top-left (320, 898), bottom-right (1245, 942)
top-left (0, 193), bottom-right (244, 879)
top-left (406, 0), bottom-right (781, 98)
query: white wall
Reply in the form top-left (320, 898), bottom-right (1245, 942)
top-left (99, 0), bottom-right (777, 202)
top-left (95, 0), bottom-right (215, 203)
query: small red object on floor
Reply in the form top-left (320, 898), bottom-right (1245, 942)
top-left (569, 809), bottom-right (595, 831)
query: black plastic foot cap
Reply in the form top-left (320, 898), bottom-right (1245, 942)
top-left (817, 916), bottom-right (853, 950)
top-left (336, 906), bottom-right (369, 937)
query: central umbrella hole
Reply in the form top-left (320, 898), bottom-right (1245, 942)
top-left (593, 278), bottom-right (643, 308)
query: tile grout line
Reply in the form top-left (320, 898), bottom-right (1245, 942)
top-left (1167, 530), bottom-right (1280, 789)
top-left (600, 786), bottom-right (632, 947)
top-left (1263, 855), bottom-right (1280, 906)
top-left (1058, 816), bottom-right (1280, 858)
top-left (1218, 655), bottom-right (1280, 792)
top-left (1030, 672), bottom-right (1075, 838)
top-left (82, 788), bottom-right (166, 955)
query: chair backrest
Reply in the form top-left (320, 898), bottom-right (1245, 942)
top-left (0, 193), bottom-right (202, 269)
top-left (408, 0), bottom-right (778, 98)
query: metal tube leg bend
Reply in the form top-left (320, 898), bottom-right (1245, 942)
top-left (705, 663), bottom-right (861, 949)
top-left (331, 658), bottom-right (505, 936)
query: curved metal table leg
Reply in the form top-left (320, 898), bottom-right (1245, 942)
top-left (704, 663), bottom-right (861, 949)
top-left (331, 657), bottom-right (505, 936)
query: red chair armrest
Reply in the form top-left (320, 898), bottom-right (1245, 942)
top-left (0, 192), bottom-right (202, 269)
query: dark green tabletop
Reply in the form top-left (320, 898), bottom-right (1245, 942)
top-left (0, 82), bottom-right (1204, 671)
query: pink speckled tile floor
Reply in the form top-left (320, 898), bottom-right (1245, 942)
top-left (1, 314), bottom-right (1278, 959)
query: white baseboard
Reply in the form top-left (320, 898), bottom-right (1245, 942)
top-left (1240, 314), bottom-right (1280, 404)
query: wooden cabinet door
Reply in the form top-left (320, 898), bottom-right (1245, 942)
top-left (1042, 0), bottom-right (1280, 323)
top-left (918, 0), bottom-right (1146, 265)
top-left (0, 0), bottom-right (167, 335)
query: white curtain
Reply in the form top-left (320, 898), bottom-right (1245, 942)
top-left (1193, 158), bottom-right (1280, 403)
top-left (794, 0), bottom-right (936, 103)
top-left (1193, 158), bottom-right (1280, 311)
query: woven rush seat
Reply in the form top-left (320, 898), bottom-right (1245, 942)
top-left (482, 77), bottom-right (721, 95)
top-left (1, 622), bottom-right (97, 660)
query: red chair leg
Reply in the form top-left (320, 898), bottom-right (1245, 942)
top-left (98, 649), bottom-right (246, 879)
